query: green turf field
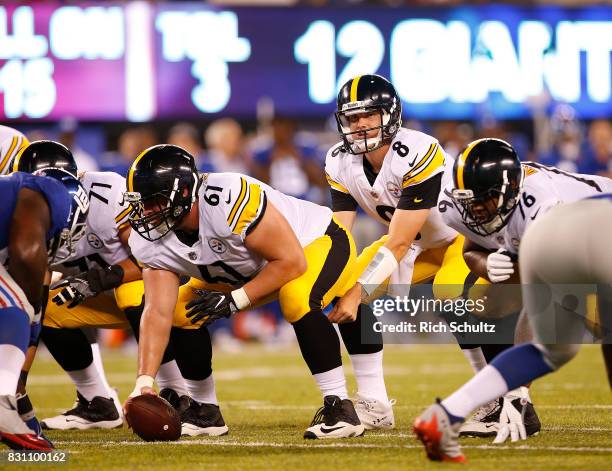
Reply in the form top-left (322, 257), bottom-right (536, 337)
top-left (5, 344), bottom-right (611, 470)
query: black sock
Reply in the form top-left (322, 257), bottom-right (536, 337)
top-left (338, 303), bottom-right (383, 355)
top-left (170, 327), bottom-right (212, 380)
top-left (124, 306), bottom-right (176, 364)
top-left (41, 326), bottom-right (93, 371)
top-left (292, 310), bottom-right (342, 375)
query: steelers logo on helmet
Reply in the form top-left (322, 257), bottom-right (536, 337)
top-left (12, 140), bottom-right (78, 176)
top-left (335, 74), bottom-right (402, 155)
top-left (124, 144), bottom-right (200, 242)
top-left (451, 138), bottom-right (524, 236)
top-left (34, 167), bottom-right (90, 262)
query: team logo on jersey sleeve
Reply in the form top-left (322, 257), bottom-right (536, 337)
top-left (87, 233), bottom-right (103, 249)
top-left (386, 182), bottom-right (401, 198)
top-left (208, 238), bottom-right (227, 254)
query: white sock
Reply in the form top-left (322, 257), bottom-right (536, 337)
top-left (313, 365), bottom-right (348, 400)
top-left (350, 351), bottom-right (389, 403)
top-left (90, 342), bottom-right (113, 395)
top-left (157, 361), bottom-right (188, 396)
top-left (67, 362), bottom-right (111, 401)
top-left (0, 345), bottom-right (25, 396)
top-left (442, 365), bottom-right (509, 419)
top-left (461, 347), bottom-right (487, 373)
top-left (184, 374), bottom-right (218, 404)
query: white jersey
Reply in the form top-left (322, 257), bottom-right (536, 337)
top-left (0, 126), bottom-right (28, 175)
top-left (52, 171), bottom-right (131, 274)
top-left (439, 162), bottom-right (612, 255)
top-left (325, 127), bottom-right (457, 250)
top-left (129, 173), bottom-right (332, 288)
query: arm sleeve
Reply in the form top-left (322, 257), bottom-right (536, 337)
top-left (397, 172), bottom-right (442, 210)
top-left (330, 189), bottom-right (358, 212)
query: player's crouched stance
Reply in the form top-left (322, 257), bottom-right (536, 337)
top-left (414, 196), bottom-right (612, 462)
top-left (124, 145), bottom-right (364, 440)
top-left (0, 170), bottom-right (88, 451)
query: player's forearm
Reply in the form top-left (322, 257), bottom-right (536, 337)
top-left (117, 257), bottom-right (142, 284)
top-left (137, 307), bottom-right (171, 379)
top-left (463, 250), bottom-right (489, 280)
top-left (8, 242), bottom-right (47, 309)
top-left (242, 258), bottom-right (306, 306)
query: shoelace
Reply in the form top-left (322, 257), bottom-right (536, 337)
top-left (472, 399), bottom-right (501, 421)
top-left (309, 405), bottom-right (329, 426)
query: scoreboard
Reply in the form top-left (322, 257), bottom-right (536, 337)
top-left (0, 2), bottom-right (610, 121)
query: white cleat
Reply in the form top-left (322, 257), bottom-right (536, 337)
top-left (41, 392), bottom-right (123, 430)
top-left (459, 398), bottom-right (501, 438)
top-left (304, 396), bottom-right (365, 440)
top-left (354, 393), bottom-right (395, 430)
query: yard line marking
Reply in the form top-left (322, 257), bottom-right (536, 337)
top-left (51, 439), bottom-right (612, 453)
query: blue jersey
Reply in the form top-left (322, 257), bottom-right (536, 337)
top-left (0, 172), bottom-right (71, 253)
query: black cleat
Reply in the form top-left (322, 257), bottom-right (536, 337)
top-left (41, 392), bottom-right (122, 430)
top-left (303, 395), bottom-right (365, 439)
top-left (180, 397), bottom-right (228, 436)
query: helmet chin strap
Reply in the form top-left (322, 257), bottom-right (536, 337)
top-left (350, 129), bottom-right (382, 154)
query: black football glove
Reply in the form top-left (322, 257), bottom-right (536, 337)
top-left (51, 265), bottom-right (124, 308)
top-left (185, 289), bottom-right (239, 327)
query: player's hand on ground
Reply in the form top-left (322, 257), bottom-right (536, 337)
top-left (186, 289), bottom-right (238, 327)
top-left (493, 395), bottom-right (527, 444)
top-left (328, 283), bottom-right (361, 324)
top-left (486, 249), bottom-right (515, 283)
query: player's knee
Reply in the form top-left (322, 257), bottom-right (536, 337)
top-left (540, 343), bottom-right (580, 370)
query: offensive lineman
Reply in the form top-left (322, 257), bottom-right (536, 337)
top-left (125, 144), bottom-right (365, 439)
top-left (415, 138), bottom-right (612, 451)
top-left (414, 194), bottom-right (612, 462)
top-left (0, 168), bottom-right (89, 450)
top-left (12, 142), bottom-right (225, 436)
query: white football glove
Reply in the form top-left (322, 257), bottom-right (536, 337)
top-left (486, 249), bottom-right (515, 283)
top-left (493, 393), bottom-right (528, 444)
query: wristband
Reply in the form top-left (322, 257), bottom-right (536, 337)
top-left (231, 287), bottom-right (251, 310)
top-left (135, 374), bottom-right (154, 391)
top-left (357, 246), bottom-right (399, 297)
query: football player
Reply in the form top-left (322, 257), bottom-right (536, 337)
top-left (432, 138), bottom-right (612, 440)
top-left (325, 74), bottom-right (499, 431)
top-left (0, 125), bottom-right (29, 175)
top-left (414, 194), bottom-right (612, 462)
top-left (0, 168), bottom-right (88, 450)
top-left (12, 142), bottom-right (221, 436)
top-left (124, 145), bottom-right (365, 439)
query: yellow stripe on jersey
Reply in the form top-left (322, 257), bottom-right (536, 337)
top-left (227, 177), bottom-right (248, 228)
top-left (522, 165), bottom-right (538, 178)
top-left (403, 143), bottom-right (436, 182)
top-left (231, 183), bottom-right (264, 236)
top-left (325, 172), bottom-right (349, 194)
top-left (455, 138), bottom-right (485, 190)
top-left (350, 75), bottom-right (362, 102)
top-left (115, 206), bottom-right (131, 226)
top-left (402, 145), bottom-right (445, 188)
top-left (0, 137), bottom-right (19, 174)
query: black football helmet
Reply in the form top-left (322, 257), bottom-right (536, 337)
top-left (335, 74), bottom-right (402, 154)
top-left (124, 144), bottom-right (200, 241)
top-left (12, 140), bottom-right (78, 176)
top-left (451, 138), bottom-right (524, 236)
top-left (33, 168), bottom-right (89, 262)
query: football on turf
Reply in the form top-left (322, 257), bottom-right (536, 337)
top-left (124, 394), bottom-right (181, 442)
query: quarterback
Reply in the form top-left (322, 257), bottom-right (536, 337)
top-left (324, 74), bottom-right (509, 433)
top-left (125, 145), bottom-right (364, 439)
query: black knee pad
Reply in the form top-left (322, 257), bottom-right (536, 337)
top-left (338, 303), bottom-right (383, 355)
top-left (41, 326), bottom-right (93, 371)
top-left (170, 327), bottom-right (212, 380)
